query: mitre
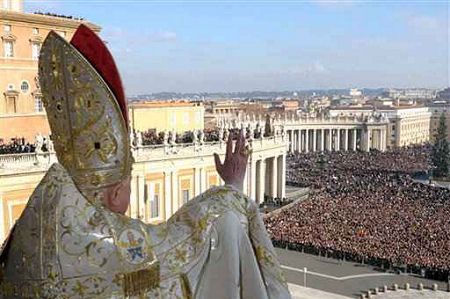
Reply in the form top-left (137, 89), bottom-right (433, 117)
top-left (38, 24), bottom-right (132, 205)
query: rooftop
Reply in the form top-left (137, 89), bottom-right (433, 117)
top-left (33, 11), bottom-right (84, 21)
top-left (129, 101), bottom-right (203, 109)
top-left (1, 9), bottom-right (100, 31)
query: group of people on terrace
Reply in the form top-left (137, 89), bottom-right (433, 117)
top-left (0, 138), bottom-right (36, 155)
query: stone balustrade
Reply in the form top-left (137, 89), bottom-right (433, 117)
top-left (0, 153), bottom-right (39, 170)
top-left (0, 135), bottom-right (287, 174)
top-left (135, 135), bottom-right (285, 162)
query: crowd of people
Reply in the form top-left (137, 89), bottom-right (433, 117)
top-left (137, 126), bottom-right (270, 146)
top-left (0, 138), bottom-right (36, 155)
top-left (265, 145), bottom-right (450, 280)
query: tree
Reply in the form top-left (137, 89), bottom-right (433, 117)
top-left (431, 112), bottom-right (450, 178)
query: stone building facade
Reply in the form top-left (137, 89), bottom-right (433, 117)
top-left (0, 0), bottom-right (100, 141)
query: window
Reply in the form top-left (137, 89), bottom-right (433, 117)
top-left (182, 190), bottom-right (189, 204)
top-left (35, 96), bottom-right (43, 112)
top-left (147, 183), bottom-right (160, 219)
top-left (31, 42), bottom-right (40, 60)
top-left (4, 41), bottom-right (13, 57)
top-left (20, 81), bottom-right (29, 93)
top-left (4, 24), bottom-right (11, 32)
top-left (151, 194), bottom-right (159, 218)
top-left (32, 27), bottom-right (39, 35)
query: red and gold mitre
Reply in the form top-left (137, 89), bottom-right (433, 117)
top-left (39, 25), bottom-right (131, 202)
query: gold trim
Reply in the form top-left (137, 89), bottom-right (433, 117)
top-left (120, 263), bottom-right (160, 297)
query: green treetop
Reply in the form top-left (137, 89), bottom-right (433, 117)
top-left (431, 112), bottom-right (449, 179)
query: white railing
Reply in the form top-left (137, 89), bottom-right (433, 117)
top-left (281, 115), bottom-right (389, 125)
top-left (0, 135), bottom-right (288, 172)
top-left (135, 135), bottom-right (286, 162)
top-left (0, 153), bottom-right (38, 169)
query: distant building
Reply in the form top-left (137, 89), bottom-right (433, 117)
top-left (437, 88), bottom-right (450, 101)
top-left (129, 101), bottom-right (204, 133)
top-left (372, 98), bottom-right (394, 107)
top-left (384, 88), bottom-right (437, 100)
top-left (329, 106), bottom-right (431, 148)
top-left (0, 0), bottom-right (100, 142)
top-left (204, 100), bottom-right (240, 129)
top-left (349, 88), bottom-right (362, 97)
top-left (270, 100), bottom-right (299, 114)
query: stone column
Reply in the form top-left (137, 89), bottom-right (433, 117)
top-left (293, 130), bottom-right (297, 152)
top-left (327, 129), bottom-right (332, 151)
top-left (250, 158), bottom-right (257, 200)
top-left (305, 129), bottom-right (309, 153)
top-left (277, 155), bottom-right (286, 198)
top-left (137, 175), bottom-right (145, 220)
top-left (292, 130), bottom-right (295, 152)
top-left (378, 129), bottom-right (385, 152)
top-left (257, 159), bottom-right (266, 203)
top-left (243, 162), bottom-right (249, 196)
top-left (171, 170), bottom-right (179, 214)
top-left (271, 157), bottom-right (277, 199)
top-left (336, 129), bottom-right (340, 151)
top-left (344, 129), bottom-right (349, 151)
top-left (289, 130), bottom-right (293, 152)
top-left (312, 129), bottom-right (317, 152)
top-left (291, 130), bottom-right (295, 152)
top-left (200, 168), bottom-right (207, 193)
top-left (194, 167), bottom-right (201, 196)
top-left (352, 129), bottom-right (357, 151)
top-left (395, 119), bottom-right (401, 147)
top-left (164, 171), bottom-right (172, 220)
top-left (363, 129), bottom-right (372, 152)
top-left (320, 129), bottom-right (325, 151)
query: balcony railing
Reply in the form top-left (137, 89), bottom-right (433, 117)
top-left (0, 135), bottom-right (287, 173)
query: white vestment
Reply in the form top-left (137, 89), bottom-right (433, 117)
top-left (0, 164), bottom-right (291, 299)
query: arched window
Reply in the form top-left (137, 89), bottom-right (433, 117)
top-left (20, 81), bottom-right (29, 93)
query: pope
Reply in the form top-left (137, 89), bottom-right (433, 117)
top-left (0, 24), bottom-right (291, 299)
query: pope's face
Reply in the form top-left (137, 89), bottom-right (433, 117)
top-left (103, 176), bottom-right (131, 214)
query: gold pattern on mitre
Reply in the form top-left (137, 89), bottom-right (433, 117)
top-left (38, 31), bottom-right (131, 203)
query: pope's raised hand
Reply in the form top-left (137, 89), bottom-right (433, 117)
top-left (214, 131), bottom-right (250, 192)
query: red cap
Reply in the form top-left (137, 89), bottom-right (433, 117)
top-left (70, 24), bottom-right (128, 128)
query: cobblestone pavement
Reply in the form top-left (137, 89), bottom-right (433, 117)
top-left (277, 248), bottom-right (449, 298)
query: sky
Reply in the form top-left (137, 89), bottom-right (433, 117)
top-left (26, 0), bottom-right (449, 94)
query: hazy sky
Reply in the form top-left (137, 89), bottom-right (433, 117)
top-left (26, 0), bottom-right (449, 94)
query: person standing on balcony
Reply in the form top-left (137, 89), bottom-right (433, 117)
top-left (0, 25), bottom-right (291, 299)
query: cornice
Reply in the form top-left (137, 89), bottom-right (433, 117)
top-left (29, 35), bottom-right (43, 43)
top-left (1, 33), bottom-right (17, 41)
top-left (0, 10), bottom-right (101, 32)
top-left (4, 90), bottom-right (19, 96)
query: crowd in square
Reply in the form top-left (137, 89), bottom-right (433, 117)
top-left (265, 146), bottom-right (450, 280)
